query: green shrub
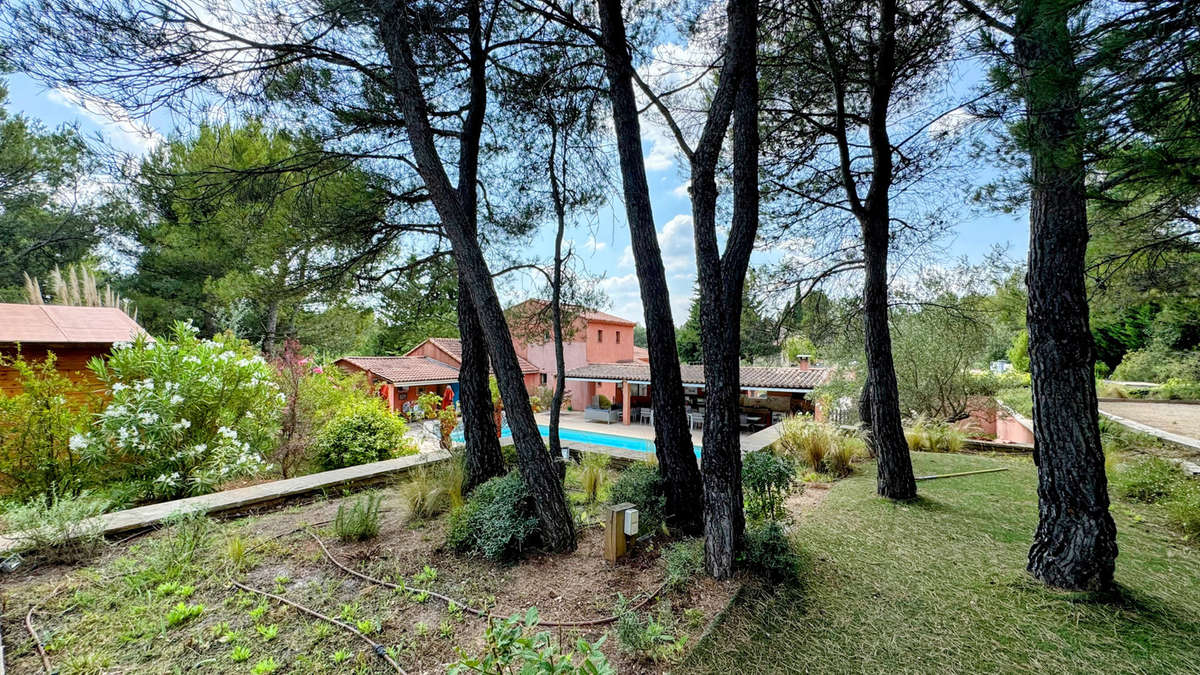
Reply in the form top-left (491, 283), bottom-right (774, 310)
top-left (740, 521), bottom-right (800, 581)
top-left (1112, 457), bottom-right (1185, 503)
top-left (1157, 378), bottom-right (1200, 401)
top-left (609, 462), bottom-right (666, 536)
top-left (742, 450), bottom-right (796, 521)
top-left (777, 416), bottom-right (863, 475)
top-left (613, 595), bottom-right (683, 662)
top-left (0, 351), bottom-right (97, 500)
top-left (663, 538), bottom-right (704, 591)
top-left (334, 493), bottom-right (383, 542)
top-left (446, 471), bottom-right (539, 561)
top-left (995, 387), bottom-right (1033, 418)
top-left (530, 386), bottom-right (555, 412)
top-left (275, 342), bottom-right (377, 477)
top-left (313, 397), bottom-right (414, 470)
top-left (1007, 330), bottom-right (1029, 372)
top-left (2, 491), bottom-right (108, 562)
top-left (1113, 348), bottom-right (1200, 383)
top-left (83, 322), bottom-right (283, 501)
top-left (1165, 482), bottom-right (1200, 540)
top-left (597, 394), bottom-right (612, 410)
top-left (449, 608), bottom-right (612, 674)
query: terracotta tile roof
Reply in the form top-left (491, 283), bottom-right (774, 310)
top-left (336, 356), bottom-right (461, 385)
top-left (411, 337), bottom-right (541, 375)
top-left (0, 303), bottom-right (147, 344)
top-left (507, 299), bottom-right (637, 328)
top-left (578, 309), bottom-right (636, 326)
top-left (564, 362), bottom-right (832, 391)
top-left (633, 346), bottom-right (650, 362)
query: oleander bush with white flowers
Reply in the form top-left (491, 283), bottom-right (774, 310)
top-left (80, 321), bottom-right (284, 501)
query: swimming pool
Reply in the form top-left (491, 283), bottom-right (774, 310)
top-left (451, 424), bottom-right (701, 456)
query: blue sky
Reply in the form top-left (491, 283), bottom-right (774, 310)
top-left (7, 70), bottom-right (1029, 326)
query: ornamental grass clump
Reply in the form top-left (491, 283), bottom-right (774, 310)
top-left (82, 321), bottom-right (283, 501)
top-left (334, 493), bottom-right (383, 542)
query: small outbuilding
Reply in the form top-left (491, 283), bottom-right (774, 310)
top-left (334, 356), bottom-right (462, 413)
top-left (0, 303), bottom-right (149, 401)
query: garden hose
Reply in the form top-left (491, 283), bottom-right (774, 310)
top-left (307, 530), bottom-right (669, 628)
top-left (230, 580), bottom-right (406, 674)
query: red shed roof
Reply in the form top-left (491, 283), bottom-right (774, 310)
top-left (336, 356), bottom-right (461, 385)
top-left (0, 304), bottom-right (147, 345)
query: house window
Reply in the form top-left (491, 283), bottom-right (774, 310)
top-left (616, 331), bottom-right (621, 344)
top-left (598, 329), bottom-right (603, 343)
top-left (540, 373), bottom-right (548, 385)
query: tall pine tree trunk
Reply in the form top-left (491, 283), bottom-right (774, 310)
top-left (548, 124), bottom-right (567, 461)
top-left (860, 213), bottom-right (916, 499)
top-left (458, 279), bottom-right (505, 493)
top-left (689, 0), bottom-right (758, 579)
top-left (1015, 0), bottom-right (1116, 591)
top-left (596, 0), bottom-right (704, 534)
top-left (374, 0), bottom-right (576, 551)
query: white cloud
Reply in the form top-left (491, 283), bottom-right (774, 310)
top-left (929, 106), bottom-right (975, 139)
top-left (585, 235), bottom-right (607, 253)
top-left (618, 245), bottom-right (635, 269)
top-left (608, 213), bottom-right (698, 323)
top-left (598, 273), bottom-right (644, 323)
top-left (47, 87), bottom-right (163, 153)
top-left (672, 180), bottom-right (692, 199)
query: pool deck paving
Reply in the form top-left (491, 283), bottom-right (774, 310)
top-left (0, 449), bottom-right (450, 556)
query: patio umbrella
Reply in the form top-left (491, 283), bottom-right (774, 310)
top-left (442, 385), bottom-right (455, 409)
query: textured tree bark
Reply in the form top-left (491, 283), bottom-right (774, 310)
top-left (596, 0), bottom-right (704, 534)
top-left (1015, 0), bottom-right (1116, 591)
top-left (374, 0), bottom-right (576, 551)
top-left (263, 297), bottom-right (280, 356)
top-left (808, 0), bottom-right (915, 499)
top-left (860, 215), bottom-right (916, 499)
top-left (457, 279), bottom-right (505, 494)
top-left (547, 125), bottom-right (567, 461)
top-left (690, 0), bottom-right (757, 579)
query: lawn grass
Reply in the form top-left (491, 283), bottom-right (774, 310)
top-left (686, 452), bottom-right (1200, 674)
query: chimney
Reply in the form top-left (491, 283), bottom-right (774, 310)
top-left (796, 355), bottom-right (811, 370)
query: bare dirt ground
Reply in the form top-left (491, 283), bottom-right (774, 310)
top-left (1099, 401), bottom-right (1200, 442)
top-left (0, 483), bottom-right (744, 674)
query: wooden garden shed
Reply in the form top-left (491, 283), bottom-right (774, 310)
top-left (0, 303), bottom-right (148, 400)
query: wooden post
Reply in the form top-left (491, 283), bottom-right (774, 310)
top-left (605, 502), bottom-right (634, 563)
top-left (622, 380), bottom-right (631, 425)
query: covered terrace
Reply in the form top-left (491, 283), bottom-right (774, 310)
top-left (563, 362), bottom-right (832, 432)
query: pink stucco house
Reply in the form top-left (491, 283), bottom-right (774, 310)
top-left (507, 300), bottom-right (640, 410)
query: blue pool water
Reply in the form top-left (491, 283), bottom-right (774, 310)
top-left (451, 424), bottom-right (701, 456)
